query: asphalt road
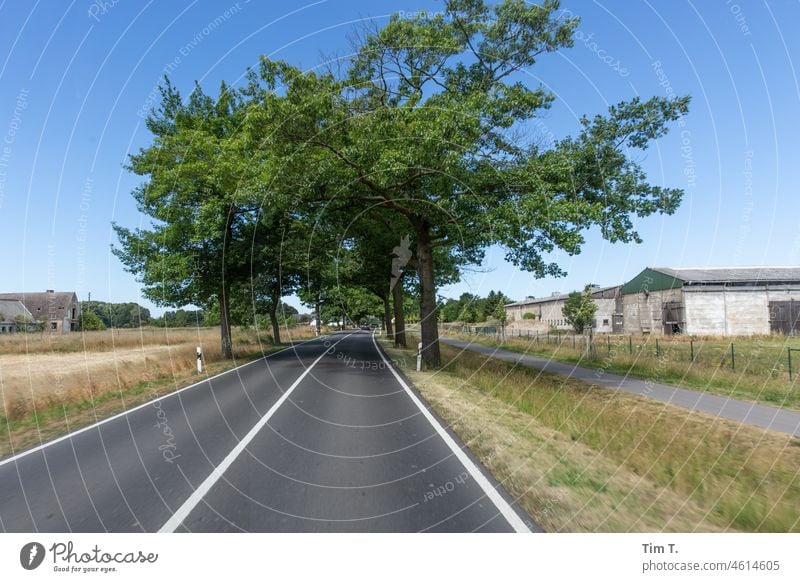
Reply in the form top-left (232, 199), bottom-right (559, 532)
top-left (0, 333), bottom-right (535, 533)
top-left (441, 337), bottom-right (800, 437)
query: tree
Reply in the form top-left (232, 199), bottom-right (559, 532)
top-left (493, 300), bottom-right (508, 338)
top-left (250, 0), bottom-right (689, 367)
top-left (562, 285), bottom-right (598, 333)
top-left (113, 80), bottom-right (257, 358)
top-left (79, 310), bottom-right (107, 331)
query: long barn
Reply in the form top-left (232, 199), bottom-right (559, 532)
top-left (621, 266), bottom-right (800, 336)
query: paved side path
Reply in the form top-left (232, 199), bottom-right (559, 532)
top-left (440, 337), bottom-right (800, 437)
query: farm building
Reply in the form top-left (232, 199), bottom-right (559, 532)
top-left (0, 299), bottom-right (35, 333)
top-left (621, 267), bottom-right (800, 336)
top-left (505, 284), bottom-right (623, 334)
top-left (0, 290), bottom-right (80, 333)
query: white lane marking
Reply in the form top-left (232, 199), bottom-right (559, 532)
top-left (0, 335), bottom-right (330, 468)
top-left (158, 333), bottom-right (351, 532)
top-left (371, 333), bottom-right (532, 533)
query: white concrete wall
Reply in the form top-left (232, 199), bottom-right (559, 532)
top-left (507, 295), bottom-right (618, 333)
top-left (683, 291), bottom-right (727, 335)
top-left (622, 288), bottom-right (682, 335)
top-left (593, 298), bottom-right (617, 333)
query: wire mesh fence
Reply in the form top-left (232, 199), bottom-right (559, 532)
top-left (442, 324), bottom-right (799, 383)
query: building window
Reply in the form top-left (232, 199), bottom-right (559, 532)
top-left (50, 322), bottom-right (58, 331)
top-left (603, 319), bottom-right (609, 326)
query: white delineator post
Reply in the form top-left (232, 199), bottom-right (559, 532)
top-left (196, 346), bottom-right (203, 373)
top-left (417, 342), bottom-right (423, 371)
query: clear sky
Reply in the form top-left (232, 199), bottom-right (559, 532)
top-left (0, 0), bottom-right (798, 314)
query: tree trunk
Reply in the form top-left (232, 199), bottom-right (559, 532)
top-left (314, 294), bottom-right (321, 335)
top-left (382, 293), bottom-right (393, 339)
top-left (219, 290), bottom-right (233, 359)
top-left (415, 223), bottom-right (440, 368)
top-left (268, 307), bottom-right (281, 345)
top-left (392, 274), bottom-right (406, 348)
top-left (269, 288), bottom-right (282, 344)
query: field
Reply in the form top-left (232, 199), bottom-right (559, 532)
top-left (0, 325), bottom-right (318, 456)
top-left (440, 329), bottom-right (800, 409)
top-left (381, 338), bottom-right (800, 532)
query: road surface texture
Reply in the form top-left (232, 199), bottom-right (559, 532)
top-left (0, 332), bottom-right (536, 533)
top-left (440, 337), bottom-right (800, 437)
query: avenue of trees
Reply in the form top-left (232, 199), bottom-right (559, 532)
top-left (114, 0), bottom-right (689, 367)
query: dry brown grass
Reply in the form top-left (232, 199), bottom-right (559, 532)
top-left (382, 339), bottom-right (800, 532)
top-left (0, 325), bottom-right (319, 453)
top-left (0, 324), bottom-right (319, 356)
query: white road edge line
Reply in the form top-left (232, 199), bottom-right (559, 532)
top-left (158, 333), bottom-right (351, 532)
top-left (371, 333), bottom-right (531, 533)
top-left (0, 334), bottom-right (329, 468)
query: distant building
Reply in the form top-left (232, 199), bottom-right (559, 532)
top-left (0, 291), bottom-right (80, 333)
top-left (621, 267), bottom-right (800, 336)
top-left (505, 285), bottom-right (623, 334)
top-left (0, 299), bottom-right (35, 333)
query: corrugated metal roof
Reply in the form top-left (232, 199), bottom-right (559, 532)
top-left (505, 285), bottom-right (620, 307)
top-left (0, 299), bottom-right (34, 323)
top-left (652, 266), bottom-right (800, 284)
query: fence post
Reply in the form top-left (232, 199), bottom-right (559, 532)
top-left (730, 343), bottom-right (735, 371)
top-left (629, 336), bottom-right (633, 355)
top-left (690, 339), bottom-right (694, 362)
top-left (607, 335), bottom-right (611, 356)
top-left (656, 338), bottom-right (660, 358)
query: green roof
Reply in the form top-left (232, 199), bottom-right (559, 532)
top-left (621, 268), bottom-right (684, 295)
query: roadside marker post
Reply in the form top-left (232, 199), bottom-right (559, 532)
top-left (196, 346), bottom-right (203, 373)
top-left (417, 342), bottom-right (423, 371)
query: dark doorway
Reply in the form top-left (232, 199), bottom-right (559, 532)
top-left (769, 300), bottom-right (800, 335)
top-left (662, 301), bottom-right (685, 335)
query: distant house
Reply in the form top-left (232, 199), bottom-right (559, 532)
top-left (504, 284), bottom-right (623, 334)
top-left (621, 266), bottom-right (800, 336)
top-left (0, 291), bottom-right (80, 333)
top-left (0, 299), bottom-right (35, 333)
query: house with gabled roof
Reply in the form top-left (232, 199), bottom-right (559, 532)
top-left (0, 290), bottom-right (80, 333)
top-left (0, 299), bottom-right (35, 333)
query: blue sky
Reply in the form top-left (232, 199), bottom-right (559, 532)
top-left (0, 0), bottom-right (798, 314)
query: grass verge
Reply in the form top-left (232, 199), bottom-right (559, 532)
top-left (442, 332), bottom-right (800, 410)
top-left (381, 338), bottom-right (800, 532)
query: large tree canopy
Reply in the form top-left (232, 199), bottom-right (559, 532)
top-left (113, 80), bottom-right (257, 358)
top-left (115, 0), bottom-right (690, 366)
top-left (245, 0), bottom-right (689, 366)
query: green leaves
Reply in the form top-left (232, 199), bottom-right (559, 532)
top-left (115, 2), bottom-right (690, 364)
top-left (562, 285), bottom-right (599, 334)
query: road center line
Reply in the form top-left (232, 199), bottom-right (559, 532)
top-left (371, 333), bottom-right (532, 533)
top-left (158, 333), bottom-right (351, 532)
